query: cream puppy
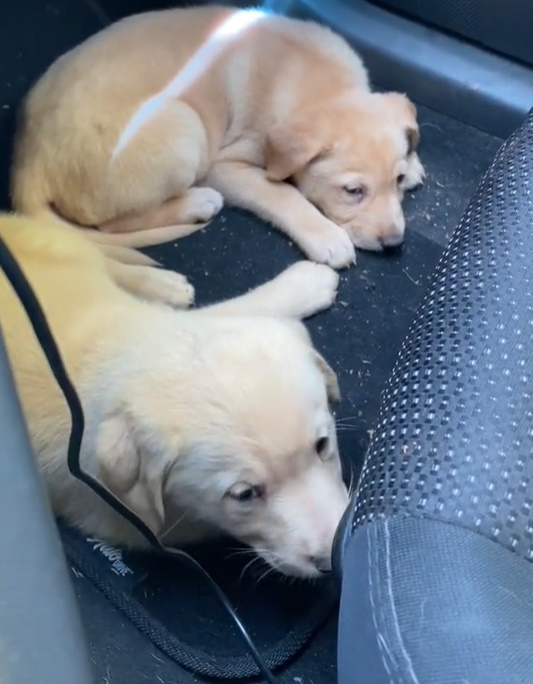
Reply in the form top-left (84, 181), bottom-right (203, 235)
top-left (0, 214), bottom-right (348, 577)
top-left (11, 5), bottom-right (425, 269)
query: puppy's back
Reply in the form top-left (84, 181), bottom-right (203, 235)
top-left (0, 216), bottom-right (124, 419)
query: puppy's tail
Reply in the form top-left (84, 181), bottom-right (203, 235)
top-left (14, 198), bottom-right (205, 251)
top-left (10, 161), bottom-right (201, 261)
top-left (15, 200), bottom-right (164, 266)
top-left (79, 222), bottom-right (206, 249)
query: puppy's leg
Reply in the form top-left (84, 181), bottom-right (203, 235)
top-left (97, 244), bottom-right (160, 267)
top-left (106, 260), bottom-right (194, 308)
top-left (65, 103), bottom-right (222, 247)
top-left (206, 161), bottom-right (356, 269)
top-left (99, 188), bottom-right (223, 234)
top-left (200, 261), bottom-right (339, 319)
top-left (403, 152), bottom-right (426, 191)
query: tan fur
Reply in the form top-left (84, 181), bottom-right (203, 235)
top-left (0, 213), bottom-right (348, 577)
top-left (11, 6), bottom-right (425, 269)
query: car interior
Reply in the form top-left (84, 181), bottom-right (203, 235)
top-left (0, 1), bottom-right (532, 683)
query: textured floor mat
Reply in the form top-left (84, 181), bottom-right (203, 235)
top-left (60, 523), bottom-right (337, 679)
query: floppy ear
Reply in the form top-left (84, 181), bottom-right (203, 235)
top-left (264, 113), bottom-right (329, 182)
top-left (380, 92), bottom-right (420, 154)
top-left (96, 409), bottom-right (167, 535)
top-left (406, 122), bottom-right (420, 155)
top-left (287, 322), bottom-right (341, 402)
top-left (313, 351), bottom-right (341, 404)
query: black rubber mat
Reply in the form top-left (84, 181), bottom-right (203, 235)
top-left (60, 521), bottom-right (338, 679)
top-left (0, 1), bottom-right (503, 683)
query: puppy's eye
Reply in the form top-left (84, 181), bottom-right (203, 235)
top-left (343, 186), bottom-right (366, 202)
top-left (397, 174), bottom-right (406, 186)
top-left (227, 482), bottom-right (264, 503)
top-left (315, 436), bottom-right (329, 459)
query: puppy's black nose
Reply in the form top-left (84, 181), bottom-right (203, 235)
top-left (309, 555), bottom-right (332, 574)
top-left (379, 235), bottom-right (404, 252)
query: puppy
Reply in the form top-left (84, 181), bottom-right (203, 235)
top-left (11, 6), bottom-right (425, 269)
top-left (0, 214), bottom-right (349, 577)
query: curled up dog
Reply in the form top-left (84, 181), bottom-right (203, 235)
top-left (0, 214), bottom-right (349, 578)
top-left (11, 5), bottom-right (425, 269)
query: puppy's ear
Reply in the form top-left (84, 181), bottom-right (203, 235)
top-left (405, 123), bottom-right (420, 155)
top-left (381, 92), bottom-right (420, 154)
top-left (96, 409), bottom-right (167, 535)
top-left (314, 351), bottom-right (341, 404)
top-left (265, 113), bottom-right (329, 182)
top-left (289, 322), bottom-right (340, 402)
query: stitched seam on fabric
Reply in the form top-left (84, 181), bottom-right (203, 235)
top-left (367, 524), bottom-right (396, 682)
top-left (383, 520), bottom-right (420, 684)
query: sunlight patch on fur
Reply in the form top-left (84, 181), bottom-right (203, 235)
top-left (112, 9), bottom-right (268, 161)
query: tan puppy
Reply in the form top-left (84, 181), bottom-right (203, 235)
top-left (11, 5), bottom-right (425, 269)
top-left (0, 214), bottom-right (349, 578)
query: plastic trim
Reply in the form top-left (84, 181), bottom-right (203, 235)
top-left (267, 0), bottom-right (533, 138)
top-left (0, 321), bottom-right (94, 684)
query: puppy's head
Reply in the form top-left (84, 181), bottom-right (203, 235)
top-left (265, 91), bottom-right (425, 251)
top-left (96, 319), bottom-right (349, 578)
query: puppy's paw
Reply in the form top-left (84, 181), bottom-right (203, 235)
top-left (278, 261), bottom-right (339, 317)
top-left (144, 269), bottom-right (195, 308)
top-left (301, 224), bottom-right (356, 270)
top-left (181, 187), bottom-right (224, 223)
top-left (403, 152), bottom-right (426, 191)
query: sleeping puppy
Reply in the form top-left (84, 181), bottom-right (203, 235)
top-left (0, 214), bottom-right (348, 578)
top-left (11, 5), bottom-right (425, 269)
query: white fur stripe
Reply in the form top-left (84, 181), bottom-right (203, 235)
top-left (111, 9), bottom-right (267, 161)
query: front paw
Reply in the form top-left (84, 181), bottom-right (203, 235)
top-left (146, 269), bottom-right (195, 309)
top-left (403, 152), bottom-right (426, 191)
top-left (277, 261), bottom-right (339, 316)
top-left (182, 187), bottom-right (224, 223)
top-left (300, 223), bottom-right (356, 270)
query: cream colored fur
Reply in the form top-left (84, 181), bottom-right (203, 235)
top-left (0, 213), bottom-right (348, 577)
top-left (11, 6), bottom-right (425, 268)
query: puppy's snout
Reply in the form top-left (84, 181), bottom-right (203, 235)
top-left (308, 554), bottom-right (332, 574)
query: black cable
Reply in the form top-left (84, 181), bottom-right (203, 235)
top-left (0, 233), bottom-right (278, 684)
